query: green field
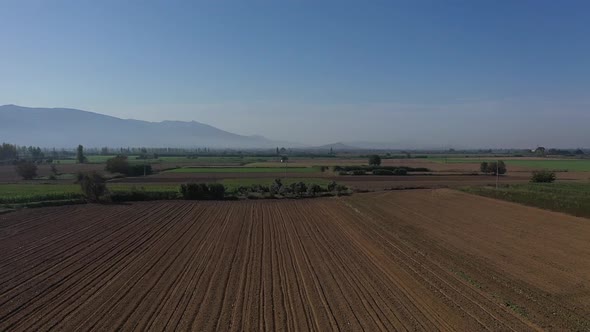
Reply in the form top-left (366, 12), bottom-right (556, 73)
top-left (433, 158), bottom-right (590, 171)
top-left (0, 183), bottom-right (180, 204)
top-left (221, 178), bottom-right (331, 192)
top-left (164, 166), bottom-right (319, 173)
top-left (461, 183), bottom-right (590, 218)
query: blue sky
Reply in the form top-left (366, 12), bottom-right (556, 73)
top-left (1, 0), bottom-right (589, 147)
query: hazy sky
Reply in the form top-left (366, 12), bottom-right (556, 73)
top-left (1, 0), bottom-right (589, 147)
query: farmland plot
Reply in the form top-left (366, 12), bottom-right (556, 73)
top-left (1, 190), bottom-right (589, 330)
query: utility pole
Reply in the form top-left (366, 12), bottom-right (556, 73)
top-left (496, 159), bottom-right (499, 189)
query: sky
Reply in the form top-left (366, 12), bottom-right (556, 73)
top-left (1, 0), bottom-right (589, 148)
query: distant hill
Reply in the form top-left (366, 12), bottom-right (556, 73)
top-left (0, 105), bottom-right (280, 148)
top-left (311, 142), bottom-right (364, 151)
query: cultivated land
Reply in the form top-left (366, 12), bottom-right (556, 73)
top-left (2, 190), bottom-right (590, 330)
top-left (431, 157), bottom-right (590, 171)
top-left (164, 166), bottom-right (318, 173)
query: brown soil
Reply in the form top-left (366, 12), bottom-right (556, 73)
top-left (2, 190), bottom-right (589, 330)
top-left (334, 174), bottom-right (531, 190)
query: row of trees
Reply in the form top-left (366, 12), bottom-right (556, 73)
top-left (0, 143), bottom-right (45, 162)
top-left (534, 146), bottom-right (585, 157)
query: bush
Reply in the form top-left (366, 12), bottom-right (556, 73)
top-left (110, 190), bottom-right (179, 202)
top-left (480, 161), bottom-right (507, 175)
top-left (270, 178), bottom-right (283, 194)
top-left (180, 183), bottom-right (226, 200)
top-left (373, 169), bottom-right (394, 175)
top-left (127, 164), bottom-right (152, 176)
top-left (307, 184), bottom-right (323, 196)
top-left (207, 183), bottom-right (226, 199)
top-left (531, 170), bottom-right (556, 183)
top-left (15, 160), bottom-right (38, 180)
top-left (106, 155), bottom-right (152, 176)
top-left (369, 155), bottom-right (382, 166)
top-left (77, 172), bottom-right (108, 202)
top-left (392, 168), bottom-right (407, 175)
top-left (327, 181), bottom-right (338, 192)
top-left (352, 170), bottom-right (366, 175)
top-left (106, 155), bottom-right (129, 174)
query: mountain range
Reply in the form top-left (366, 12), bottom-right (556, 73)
top-left (0, 105), bottom-right (282, 149)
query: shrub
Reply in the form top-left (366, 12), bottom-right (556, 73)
top-left (327, 181), bottom-right (338, 191)
top-left (335, 184), bottom-right (349, 195)
top-left (352, 170), bottom-right (366, 175)
top-left (77, 172), bottom-right (108, 202)
top-left (270, 178), bottom-right (283, 194)
top-left (127, 164), bottom-right (152, 176)
top-left (392, 168), bottom-right (408, 175)
top-left (372, 169), bottom-right (394, 175)
top-left (106, 155), bottom-right (152, 176)
top-left (15, 160), bottom-right (38, 180)
top-left (50, 164), bottom-right (60, 175)
top-left (480, 161), bottom-right (507, 175)
top-left (180, 183), bottom-right (226, 200)
top-left (105, 155), bottom-right (130, 174)
top-left (110, 190), bottom-right (179, 202)
top-left (480, 162), bottom-right (488, 173)
top-left (531, 170), bottom-right (556, 183)
top-left (307, 184), bottom-right (323, 196)
top-left (207, 183), bottom-right (226, 199)
top-left (368, 155), bottom-right (382, 166)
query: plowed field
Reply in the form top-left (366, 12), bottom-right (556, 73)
top-left (1, 190), bottom-right (589, 331)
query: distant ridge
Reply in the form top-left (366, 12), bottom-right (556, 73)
top-left (0, 105), bottom-right (280, 149)
top-left (312, 142), bottom-right (362, 151)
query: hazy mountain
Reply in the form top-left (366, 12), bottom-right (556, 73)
top-left (0, 105), bottom-right (281, 149)
top-left (311, 142), bottom-right (363, 151)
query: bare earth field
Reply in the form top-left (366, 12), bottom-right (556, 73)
top-left (1, 190), bottom-right (589, 331)
top-left (335, 174), bottom-right (531, 190)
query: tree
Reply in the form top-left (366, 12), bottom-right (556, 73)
top-left (105, 155), bottom-right (152, 177)
top-left (327, 181), bottom-right (338, 192)
top-left (105, 155), bottom-right (129, 174)
top-left (270, 178), bottom-right (283, 194)
top-left (480, 161), bottom-right (507, 175)
top-left (180, 183), bottom-right (225, 200)
top-left (534, 146), bottom-right (546, 157)
top-left (50, 164), bottom-right (60, 176)
top-left (575, 148), bottom-right (585, 155)
top-left (307, 184), bottom-right (323, 196)
top-left (480, 162), bottom-right (489, 173)
top-left (497, 160), bottom-right (507, 175)
top-left (531, 170), bottom-right (556, 183)
top-left (330, 147), bottom-right (334, 155)
top-left (101, 147), bottom-right (109, 155)
top-left (0, 143), bottom-right (18, 161)
top-left (15, 160), bottom-right (38, 180)
top-left (77, 145), bottom-right (87, 163)
top-left (77, 172), bottom-right (108, 202)
top-left (27, 146), bottom-right (44, 161)
top-left (280, 155), bottom-right (289, 163)
top-left (368, 155), bottom-right (382, 166)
